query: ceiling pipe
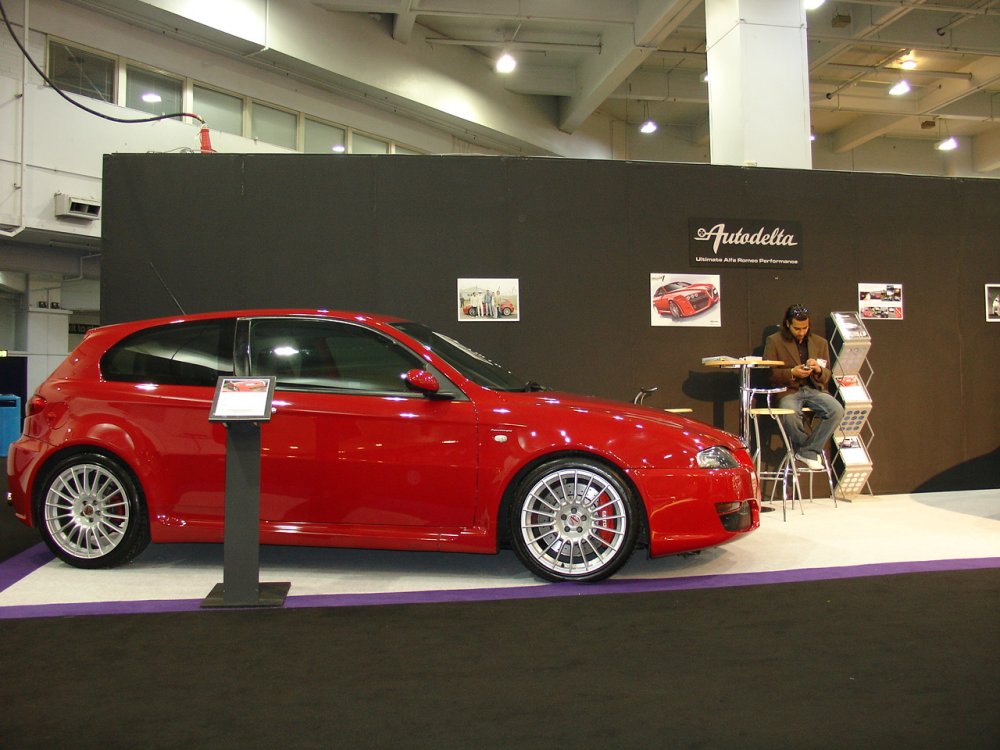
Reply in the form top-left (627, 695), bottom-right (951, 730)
top-left (847, 0), bottom-right (1000, 15)
top-left (824, 62), bottom-right (974, 80)
top-left (424, 38), bottom-right (602, 54)
top-left (823, 49), bottom-right (910, 100)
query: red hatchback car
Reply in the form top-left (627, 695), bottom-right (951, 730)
top-left (6, 310), bottom-right (759, 582)
top-left (652, 281), bottom-right (720, 319)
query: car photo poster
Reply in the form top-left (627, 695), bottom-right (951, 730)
top-left (858, 282), bottom-right (903, 320)
top-left (986, 284), bottom-right (1000, 322)
top-left (650, 273), bottom-right (721, 327)
top-left (458, 278), bottom-right (520, 322)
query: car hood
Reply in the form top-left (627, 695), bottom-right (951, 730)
top-left (505, 390), bottom-right (743, 453)
top-left (482, 391), bottom-right (743, 468)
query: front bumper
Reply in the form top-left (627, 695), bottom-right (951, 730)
top-left (627, 466), bottom-right (760, 557)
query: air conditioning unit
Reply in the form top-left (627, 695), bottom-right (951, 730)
top-left (54, 193), bottom-right (101, 221)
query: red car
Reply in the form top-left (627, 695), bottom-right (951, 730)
top-left (462, 300), bottom-right (516, 317)
top-left (653, 281), bottom-right (720, 319)
top-left (6, 310), bottom-right (758, 582)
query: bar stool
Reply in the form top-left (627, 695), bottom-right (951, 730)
top-left (745, 386), bottom-right (803, 521)
top-left (632, 387), bottom-right (693, 414)
top-left (777, 407), bottom-right (842, 506)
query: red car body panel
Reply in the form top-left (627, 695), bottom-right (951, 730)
top-left (7, 309), bottom-right (758, 562)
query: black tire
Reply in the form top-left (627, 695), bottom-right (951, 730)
top-left (669, 301), bottom-right (682, 319)
top-left (35, 452), bottom-right (150, 568)
top-left (467, 308), bottom-right (478, 317)
top-left (509, 458), bottom-right (639, 582)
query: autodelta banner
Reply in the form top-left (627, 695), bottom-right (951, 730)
top-left (689, 218), bottom-right (803, 269)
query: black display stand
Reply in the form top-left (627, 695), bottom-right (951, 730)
top-left (202, 377), bottom-right (290, 608)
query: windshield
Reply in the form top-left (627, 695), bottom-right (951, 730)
top-left (391, 322), bottom-right (533, 392)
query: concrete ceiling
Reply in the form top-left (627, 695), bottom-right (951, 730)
top-left (310, 0), bottom-right (1000, 171)
top-left (62, 0), bottom-right (1000, 171)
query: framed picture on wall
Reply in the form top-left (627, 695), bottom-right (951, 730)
top-left (649, 273), bottom-right (721, 327)
top-left (457, 278), bottom-right (520, 322)
top-left (858, 282), bottom-right (903, 320)
top-left (987, 284), bottom-right (1000, 322)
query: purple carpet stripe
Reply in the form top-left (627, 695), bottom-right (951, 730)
top-left (1, 556), bottom-right (997, 621)
top-left (0, 544), bottom-right (52, 593)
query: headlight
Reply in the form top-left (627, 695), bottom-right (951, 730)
top-left (696, 446), bottom-right (740, 469)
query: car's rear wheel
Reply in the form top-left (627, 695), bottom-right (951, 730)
top-left (36, 453), bottom-right (150, 568)
top-left (510, 458), bottom-right (639, 582)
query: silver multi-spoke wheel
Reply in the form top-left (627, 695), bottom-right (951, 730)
top-left (511, 460), bottom-right (638, 582)
top-left (37, 454), bottom-right (149, 568)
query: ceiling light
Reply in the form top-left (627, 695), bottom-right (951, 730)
top-left (495, 52), bottom-right (516, 74)
top-left (936, 136), bottom-right (958, 151)
top-left (900, 59), bottom-right (917, 70)
top-left (141, 92), bottom-right (162, 103)
top-left (888, 79), bottom-right (910, 96)
top-left (803, 0), bottom-right (825, 9)
top-left (639, 102), bottom-right (657, 134)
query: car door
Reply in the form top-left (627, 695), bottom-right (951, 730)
top-left (247, 317), bottom-right (479, 528)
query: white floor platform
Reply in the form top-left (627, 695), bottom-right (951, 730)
top-left (1, 489), bottom-right (998, 619)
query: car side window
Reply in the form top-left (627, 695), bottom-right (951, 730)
top-left (248, 318), bottom-right (424, 394)
top-left (101, 319), bottom-right (236, 386)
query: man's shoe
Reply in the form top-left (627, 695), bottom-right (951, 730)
top-left (795, 453), bottom-right (823, 471)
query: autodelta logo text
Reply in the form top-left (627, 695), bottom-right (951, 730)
top-left (688, 218), bottom-right (803, 269)
top-left (694, 222), bottom-right (798, 255)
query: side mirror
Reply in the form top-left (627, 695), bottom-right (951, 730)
top-left (404, 369), bottom-right (441, 395)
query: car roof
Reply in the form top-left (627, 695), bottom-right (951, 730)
top-left (91, 309), bottom-right (409, 336)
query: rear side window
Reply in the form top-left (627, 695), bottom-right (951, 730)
top-left (101, 319), bottom-right (236, 386)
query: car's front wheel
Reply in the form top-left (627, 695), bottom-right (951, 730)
top-left (36, 452), bottom-right (150, 568)
top-left (510, 459), bottom-right (639, 582)
top-left (669, 301), bottom-right (682, 318)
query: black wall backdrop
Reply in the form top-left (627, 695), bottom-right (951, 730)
top-left (101, 154), bottom-right (1000, 494)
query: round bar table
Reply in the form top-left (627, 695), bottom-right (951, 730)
top-left (702, 357), bottom-right (784, 446)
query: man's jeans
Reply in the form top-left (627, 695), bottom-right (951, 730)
top-left (777, 387), bottom-right (845, 460)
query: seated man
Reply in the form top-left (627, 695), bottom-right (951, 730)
top-left (763, 304), bottom-right (845, 470)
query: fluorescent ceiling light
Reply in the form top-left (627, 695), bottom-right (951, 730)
top-left (900, 59), bottom-right (917, 70)
top-left (936, 136), bottom-right (958, 151)
top-left (888, 80), bottom-right (910, 96)
top-left (640, 119), bottom-right (657, 134)
top-left (141, 92), bottom-right (162, 103)
top-left (496, 52), bottom-right (516, 74)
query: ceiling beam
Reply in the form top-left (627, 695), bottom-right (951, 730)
top-left (807, 0), bottom-right (925, 70)
top-left (831, 114), bottom-right (909, 152)
top-left (392, 2), bottom-right (417, 43)
top-left (557, 0), bottom-right (702, 133)
top-left (915, 55), bottom-right (1000, 114)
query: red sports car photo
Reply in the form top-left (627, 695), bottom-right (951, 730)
top-left (652, 281), bottom-right (720, 319)
top-left (6, 310), bottom-right (759, 582)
